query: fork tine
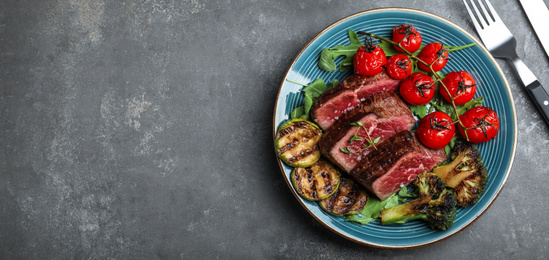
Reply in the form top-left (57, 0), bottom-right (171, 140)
top-left (469, 0), bottom-right (489, 29)
top-left (463, 0), bottom-right (483, 30)
top-left (479, 0), bottom-right (501, 23)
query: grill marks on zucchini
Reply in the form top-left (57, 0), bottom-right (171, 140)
top-left (319, 176), bottom-right (369, 216)
top-left (275, 119), bottom-right (322, 167)
top-left (276, 119), bottom-right (368, 215)
top-left (291, 159), bottom-right (341, 201)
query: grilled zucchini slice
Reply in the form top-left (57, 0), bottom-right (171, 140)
top-left (319, 176), bottom-right (369, 216)
top-left (291, 159), bottom-right (341, 201)
top-left (275, 118), bottom-right (322, 167)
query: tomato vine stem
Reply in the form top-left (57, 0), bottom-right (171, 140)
top-left (362, 32), bottom-right (471, 141)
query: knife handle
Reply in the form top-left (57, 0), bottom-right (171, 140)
top-left (526, 80), bottom-right (549, 125)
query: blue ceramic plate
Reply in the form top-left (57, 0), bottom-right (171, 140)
top-left (273, 8), bottom-right (517, 248)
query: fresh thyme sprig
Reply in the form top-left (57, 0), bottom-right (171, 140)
top-left (339, 121), bottom-right (381, 154)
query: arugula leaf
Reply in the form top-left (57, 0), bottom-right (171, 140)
top-left (302, 79), bottom-right (338, 116)
top-left (429, 95), bottom-right (484, 122)
top-left (326, 79), bottom-right (340, 89)
top-left (318, 30), bottom-right (363, 72)
top-left (378, 40), bottom-right (400, 57)
top-left (410, 59), bottom-right (423, 75)
top-left (430, 97), bottom-right (457, 121)
top-left (397, 185), bottom-right (418, 203)
top-left (410, 104), bottom-right (429, 118)
top-left (457, 96), bottom-right (484, 115)
top-left (288, 78), bottom-right (340, 119)
top-left (444, 136), bottom-right (459, 156)
top-left (345, 193), bottom-right (400, 225)
top-left (290, 106), bottom-right (307, 119)
top-left (302, 78), bottom-right (329, 97)
top-left (378, 38), bottom-right (426, 57)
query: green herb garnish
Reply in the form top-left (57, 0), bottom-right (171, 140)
top-left (288, 78), bottom-right (339, 119)
top-left (340, 121), bottom-right (381, 154)
top-left (344, 187), bottom-right (404, 225)
top-left (318, 30), bottom-right (363, 72)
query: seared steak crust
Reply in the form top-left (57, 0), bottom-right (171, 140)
top-left (311, 71), bottom-right (400, 130)
top-left (320, 91), bottom-right (412, 152)
top-left (350, 131), bottom-right (416, 186)
top-left (349, 130), bottom-right (447, 200)
top-left (319, 91), bottom-right (415, 172)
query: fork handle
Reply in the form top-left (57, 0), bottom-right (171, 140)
top-left (526, 80), bottom-right (549, 124)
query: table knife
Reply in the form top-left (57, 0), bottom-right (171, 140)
top-left (519, 0), bottom-right (549, 58)
top-left (518, 0), bottom-right (549, 124)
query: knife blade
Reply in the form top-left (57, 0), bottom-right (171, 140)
top-left (519, 0), bottom-right (549, 58)
top-left (518, 0), bottom-right (549, 125)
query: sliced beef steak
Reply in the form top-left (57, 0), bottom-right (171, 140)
top-left (319, 91), bottom-right (415, 173)
top-left (311, 71), bottom-right (400, 130)
top-left (349, 130), bottom-right (447, 201)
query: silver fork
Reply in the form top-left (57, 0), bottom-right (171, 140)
top-left (463, 0), bottom-right (549, 125)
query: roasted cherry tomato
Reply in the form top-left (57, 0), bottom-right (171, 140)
top-left (392, 24), bottom-right (422, 53)
top-left (353, 45), bottom-right (387, 76)
top-left (417, 42), bottom-right (449, 72)
top-left (398, 72), bottom-right (435, 105)
top-left (441, 71), bottom-right (477, 105)
top-left (386, 54), bottom-right (412, 80)
top-left (416, 111), bottom-right (456, 149)
top-left (458, 106), bottom-right (500, 143)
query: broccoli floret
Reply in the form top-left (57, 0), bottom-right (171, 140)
top-left (414, 170), bottom-right (446, 196)
top-left (380, 172), bottom-right (457, 231)
top-left (423, 189), bottom-right (458, 230)
top-left (431, 142), bottom-right (488, 207)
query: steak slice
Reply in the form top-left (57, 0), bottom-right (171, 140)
top-left (311, 71), bottom-right (400, 130)
top-left (319, 91), bottom-right (415, 173)
top-left (349, 130), bottom-right (447, 201)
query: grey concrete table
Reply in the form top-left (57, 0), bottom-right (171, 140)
top-left (1, 0), bottom-right (548, 259)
